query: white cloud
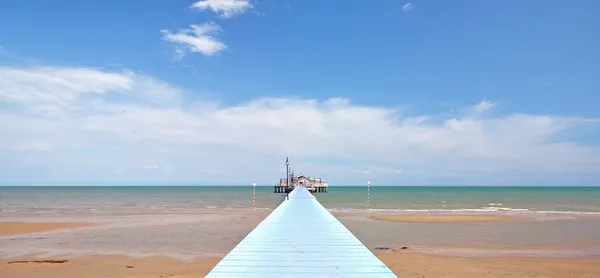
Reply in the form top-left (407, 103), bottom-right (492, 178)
top-left (190, 0), bottom-right (253, 18)
top-left (474, 99), bottom-right (494, 114)
top-left (161, 22), bottom-right (227, 58)
top-left (402, 2), bottom-right (414, 12)
top-left (0, 66), bottom-right (180, 110)
top-left (1, 64), bottom-right (599, 185)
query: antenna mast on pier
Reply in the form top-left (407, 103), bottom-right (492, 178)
top-left (286, 157), bottom-right (290, 188)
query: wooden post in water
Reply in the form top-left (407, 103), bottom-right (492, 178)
top-left (367, 180), bottom-right (371, 206)
top-left (253, 182), bottom-right (256, 208)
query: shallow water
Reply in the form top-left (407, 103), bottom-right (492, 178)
top-left (1, 210), bottom-right (599, 260)
top-left (1, 186), bottom-right (599, 259)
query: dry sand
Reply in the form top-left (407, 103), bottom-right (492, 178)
top-left (369, 214), bottom-right (531, 223)
top-left (0, 222), bottom-right (92, 236)
top-left (1, 252), bottom-right (599, 278)
top-left (377, 250), bottom-right (600, 278)
top-left (1, 255), bottom-right (219, 278)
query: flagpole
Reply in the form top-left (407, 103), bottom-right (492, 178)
top-left (367, 180), bottom-right (370, 206)
top-left (252, 182), bottom-right (256, 208)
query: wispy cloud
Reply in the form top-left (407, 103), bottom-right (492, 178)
top-left (0, 45), bottom-right (7, 54)
top-left (161, 22), bottom-right (227, 58)
top-left (473, 99), bottom-right (495, 114)
top-left (0, 66), bottom-right (180, 108)
top-left (190, 0), bottom-right (253, 18)
top-left (402, 2), bottom-right (414, 12)
top-left (1, 64), bottom-right (599, 184)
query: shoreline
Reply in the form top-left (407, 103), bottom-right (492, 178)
top-left (2, 186), bottom-right (599, 276)
top-left (2, 216), bottom-right (599, 260)
top-left (2, 212), bottom-right (600, 256)
top-left (368, 214), bottom-right (532, 223)
top-left (3, 206), bottom-right (600, 221)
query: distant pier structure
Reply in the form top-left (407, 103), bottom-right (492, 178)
top-left (273, 157), bottom-right (328, 194)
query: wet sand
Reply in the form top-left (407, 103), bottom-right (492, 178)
top-left (0, 222), bottom-right (93, 236)
top-left (1, 252), bottom-right (599, 278)
top-left (369, 214), bottom-right (531, 223)
top-left (1, 212), bottom-right (599, 277)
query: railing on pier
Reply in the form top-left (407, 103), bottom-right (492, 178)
top-left (205, 186), bottom-right (397, 277)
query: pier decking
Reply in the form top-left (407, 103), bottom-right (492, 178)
top-left (205, 186), bottom-right (397, 277)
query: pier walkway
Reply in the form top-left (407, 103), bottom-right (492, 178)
top-left (205, 186), bottom-right (397, 277)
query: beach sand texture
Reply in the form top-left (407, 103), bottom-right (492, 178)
top-left (0, 222), bottom-right (93, 236)
top-left (2, 253), bottom-right (600, 278)
top-left (1, 213), bottom-right (600, 278)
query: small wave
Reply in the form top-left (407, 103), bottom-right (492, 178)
top-left (253, 207), bottom-right (273, 211)
top-left (536, 211), bottom-right (600, 215)
top-left (478, 207), bottom-right (529, 212)
top-left (366, 208), bottom-right (530, 213)
top-left (489, 203), bottom-right (503, 206)
top-left (327, 208), bottom-right (600, 216)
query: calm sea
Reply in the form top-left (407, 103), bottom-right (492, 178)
top-left (1, 186), bottom-right (600, 216)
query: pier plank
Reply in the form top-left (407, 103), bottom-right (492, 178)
top-left (205, 186), bottom-right (397, 277)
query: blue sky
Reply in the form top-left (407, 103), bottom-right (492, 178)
top-left (0, 0), bottom-right (599, 185)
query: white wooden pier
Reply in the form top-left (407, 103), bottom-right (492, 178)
top-left (205, 186), bottom-right (397, 277)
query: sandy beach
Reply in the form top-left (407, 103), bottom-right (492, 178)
top-left (2, 250), bottom-right (599, 278)
top-left (0, 222), bottom-right (93, 236)
top-left (1, 255), bottom-right (220, 278)
top-left (1, 211), bottom-right (600, 278)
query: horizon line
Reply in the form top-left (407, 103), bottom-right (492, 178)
top-left (0, 184), bottom-right (599, 187)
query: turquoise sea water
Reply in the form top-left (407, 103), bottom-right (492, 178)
top-left (1, 186), bottom-right (600, 216)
